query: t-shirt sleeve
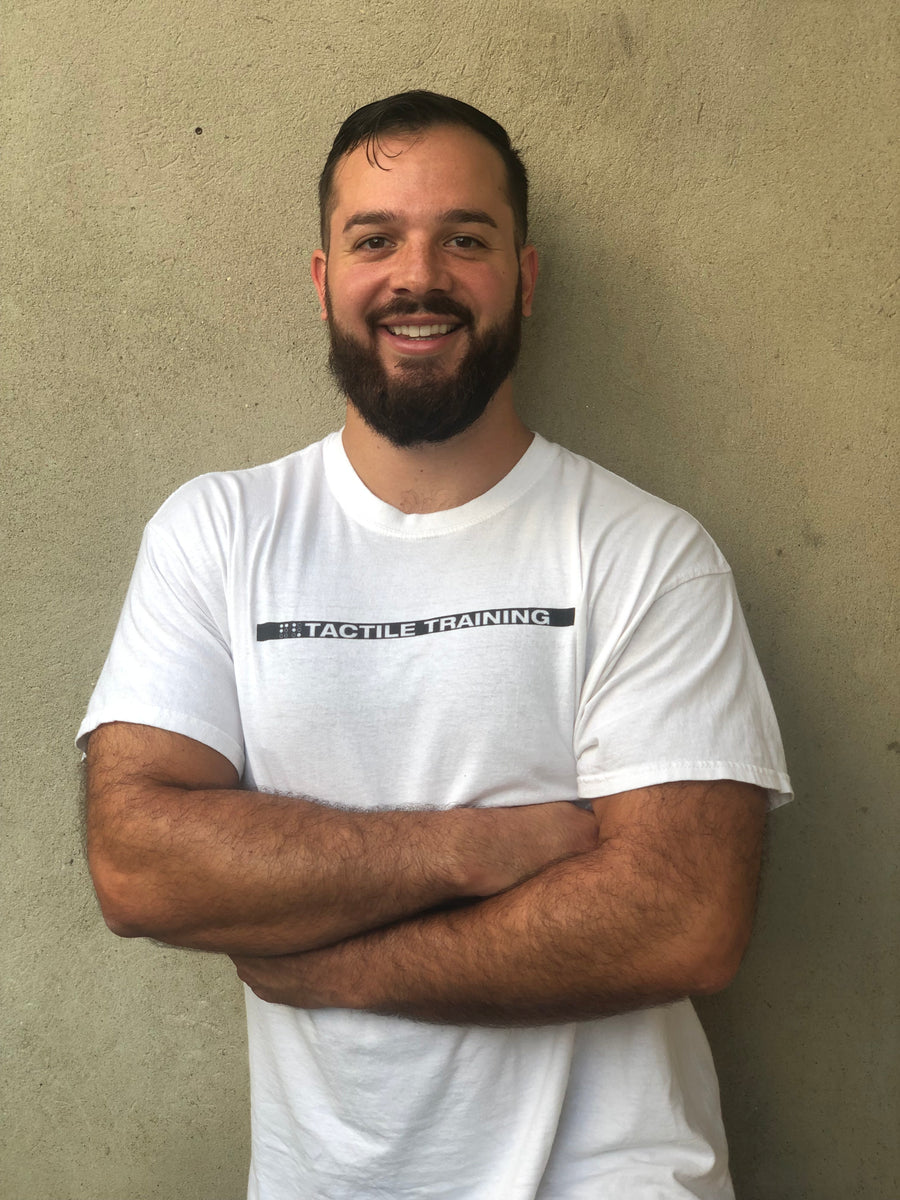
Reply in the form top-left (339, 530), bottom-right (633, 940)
top-left (76, 483), bottom-right (245, 774)
top-left (574, 568), bottom-right (792, 808)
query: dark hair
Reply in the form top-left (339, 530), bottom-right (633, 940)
top-left (318, 90), bottom-right (529, 249)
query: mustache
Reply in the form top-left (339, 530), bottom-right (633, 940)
top-left (366, 294), bottom-right (474, 329)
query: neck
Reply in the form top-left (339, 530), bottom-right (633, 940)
top-left (341, 382), bottom-right (533, 513)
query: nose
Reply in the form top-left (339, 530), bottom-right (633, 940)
top-left (390, 237), bottom-right (451, 296)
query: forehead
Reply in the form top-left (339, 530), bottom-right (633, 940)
top-left (328, 125), bottom-right (514, 235)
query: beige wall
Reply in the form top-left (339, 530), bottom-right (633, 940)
top-left (3, 2), bottom-right (897, 1196)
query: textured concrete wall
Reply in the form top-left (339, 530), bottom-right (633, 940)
top-left (3, 2), bottom-right (896, 1197)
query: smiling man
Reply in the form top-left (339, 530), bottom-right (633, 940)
top-left (80, 92), bottom-right (791, 1199)
top-left (315, 120), bottom-right (534, 453)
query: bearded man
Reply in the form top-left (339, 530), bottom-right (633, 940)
top-left (80, 91), bottom-right (791, 1200)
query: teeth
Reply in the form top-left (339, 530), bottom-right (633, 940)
top-left (387, 324), bottom-right (454, 338)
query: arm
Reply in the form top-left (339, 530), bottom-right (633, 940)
top-left (232, 779), bottom-right (767, 1023)
top-left (85, 721), bottom-right (598, 956)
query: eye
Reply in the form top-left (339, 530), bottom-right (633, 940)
top-left (446, 235), bottom-right (484, 250)
top-left (355, 235), bottom-right (392, 251)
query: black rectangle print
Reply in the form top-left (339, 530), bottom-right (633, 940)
top-left (257, 607), bottom-right (575, 642)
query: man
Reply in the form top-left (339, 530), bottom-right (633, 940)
top-left (80, 91), bottom-right (791, 1199)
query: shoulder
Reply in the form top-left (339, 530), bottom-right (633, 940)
top-left (146, 434), bottom-right (333, 544)
top-left (539, 438), bottom-right (729, 589)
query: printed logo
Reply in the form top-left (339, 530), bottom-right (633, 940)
top-left (257, 607), bottom-right (575, 642)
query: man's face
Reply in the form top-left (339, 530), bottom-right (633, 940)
top-left (311, 125), bottom-right (537, 447)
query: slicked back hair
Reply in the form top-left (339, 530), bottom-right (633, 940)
top-left (318, 90), bottom-right (529, 250)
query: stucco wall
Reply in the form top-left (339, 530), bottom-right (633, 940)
top-left (3, 2), bottom-right (896, 1197)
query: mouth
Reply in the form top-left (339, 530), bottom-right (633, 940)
top-left (384, 322), bottom-right (459, 339)
top-left (377, 318), bottom-right (466, 355)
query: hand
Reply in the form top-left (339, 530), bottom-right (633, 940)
top-left (230, 801), bottom-right (599, 1011)
top-left (232, 947), bottom-right (344, 1009)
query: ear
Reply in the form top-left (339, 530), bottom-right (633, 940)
top-left (310, 250), bottom-right (328, 321)
top-left (519, 244), bottom-right (538, 317)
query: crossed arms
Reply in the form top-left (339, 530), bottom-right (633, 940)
top-left (85, 721), bottom-right (766, 1025)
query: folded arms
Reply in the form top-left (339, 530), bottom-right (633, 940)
top-left (85, 721), bottom-right (766, 1024)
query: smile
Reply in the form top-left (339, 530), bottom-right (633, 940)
top-left (384, 323), bottom-right (459, 339)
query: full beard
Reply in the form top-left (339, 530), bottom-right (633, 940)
top-left (325, 282), bottom-right (523, 448)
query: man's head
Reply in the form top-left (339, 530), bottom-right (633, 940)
top-left (312, 94), bottom-right (537, 448)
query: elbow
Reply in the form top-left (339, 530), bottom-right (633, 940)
top-left (90, 867), bottom-right (152, 939)
top-left (689, 954), bottom-right (742, 997)
top-left (88, 843), bottom-right (224, 950)
top-left (687, 921), bottom-right (754, 996)
top-left (100, 909), bottom-right (146, 940)
top-left (94, 894), bottom-right (148, 940)
top-left (87, 844), bottom-right (167, 940)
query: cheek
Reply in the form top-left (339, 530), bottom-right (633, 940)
top-left (471, 281), bottom-right (519, 322)
top-left (327, 261), bottom-right (376, 303)
top-left (466, 262), bottom-right (519, 303)
top-left (339, 277), bottom-right (386, 322)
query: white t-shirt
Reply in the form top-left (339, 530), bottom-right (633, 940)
top-left (79, 431), bottom-right (791, 1200)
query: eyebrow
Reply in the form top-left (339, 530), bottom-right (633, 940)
top-left (439, 209), bottom-right (499, 230)
top-left (342, 210), bottom-right (397, 234)
top-left (341, 208), bottom-right (500, 234)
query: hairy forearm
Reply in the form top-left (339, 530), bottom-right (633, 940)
top-left (86, 724), bottom-right (597, 957)
top-left (91, 785), bottom-right (480, 954)
top-left (234, 847), bottom-right (694, 1023)
top-left (233, 782), bottom-right (767, 1024)
top-left (367, 849), bottom-right (697, 1023)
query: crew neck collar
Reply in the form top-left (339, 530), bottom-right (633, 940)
top-left (322, 430), bottom-right (557, 538)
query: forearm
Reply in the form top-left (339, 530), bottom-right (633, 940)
top-left (234, 848), bottom-right (692, 1023)
top-left (90, 787), bottom-right (478, 955)
top-left (363, 852), bottom-right (688, 1023)
top-left (86, 724), bottom-right (597, 957)
top-left (233, 782), bottom-right (766, 1023)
